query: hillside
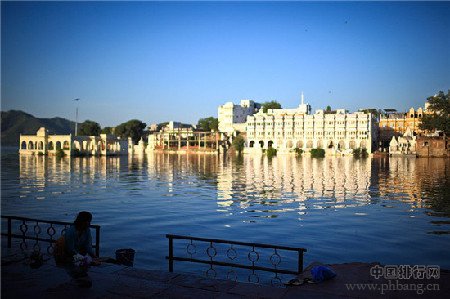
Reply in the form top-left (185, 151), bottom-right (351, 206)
top-left (1, 110), bottom-right (75, 146)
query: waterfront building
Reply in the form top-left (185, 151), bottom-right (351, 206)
top-left (19, 127), bottom-right (128, 156)
top-left (218, 100), bottom-right (261, 135)
top-left (379, 103), bottom-right (431, 145)
top-left (389, 128), bottom-right (417, 156)
top-left (416, 136), bottom-right (450, 157)
top-left (245, 95), bottom-right (377, 154)
top-left (146, 121), bottom-right (220, 153)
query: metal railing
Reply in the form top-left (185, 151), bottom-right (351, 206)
top-left (166, 234), bottom-right (306, 285)
top-left (1, 215), bottom-right (100, 257)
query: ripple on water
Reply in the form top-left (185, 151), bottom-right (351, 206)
top-left (1, 154), bottom-right (449, 272)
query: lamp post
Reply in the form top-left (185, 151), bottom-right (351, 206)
top-left (74, 98), bottom-right (80, 136)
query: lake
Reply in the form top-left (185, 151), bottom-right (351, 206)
top-left (2, 147), bottom-right (450, 283)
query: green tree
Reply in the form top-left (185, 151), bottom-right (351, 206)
top-left (197, 117), bottom-right (218, 131)
top-left (101, 127), bottom-right (114, 134)
top-left (78, 120), bottom-right (101, 136)
top-left (232, 135), bottom-right (245, 155)
top-left (419, 90), bottom-right (450, 135)
top-left (261, 101), bottom-right (282, 113)
top-left (115, 119), bottom-right (147, 144)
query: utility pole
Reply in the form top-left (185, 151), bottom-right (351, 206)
top-left (74, 98), bottom-right (80, 136)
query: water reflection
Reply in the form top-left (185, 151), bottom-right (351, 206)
top-left (8, 151), bottom-right (450, 270)
top-left (17, 154), bottom-right (449, 218)
top-left (218, 156), bottom-right (372, 214)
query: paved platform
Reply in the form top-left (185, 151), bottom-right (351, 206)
top-left (2, 249), bottom-right (449, 298)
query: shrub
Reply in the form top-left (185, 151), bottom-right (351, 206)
top-left (361, 148), bottom-right (368, 158)
top-left (294, 148), bottom-right (303, 156)
top-left (310, 148), bottom-right (325, 158)
top-left (232, 135), bottom-right (245, 155)
top-left (266, 147), bottom-right (277, 157)
top-left (55, 148), bottom-right (66, 158)
top-left (37, 151), bottom-right (44, 156)
top-left (353, 148), bottom-right (368, 158)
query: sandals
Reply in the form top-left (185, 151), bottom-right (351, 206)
top-left (285, 277), bottom-right (316, 286)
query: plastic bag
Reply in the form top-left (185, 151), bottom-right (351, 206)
top-left (311, 265), bottom-right (336, 282)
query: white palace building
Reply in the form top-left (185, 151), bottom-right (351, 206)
top-left (219, 94), bottom-right (378, 155)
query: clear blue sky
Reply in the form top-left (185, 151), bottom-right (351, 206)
top-left (2, 1), bottom-right (449, 127)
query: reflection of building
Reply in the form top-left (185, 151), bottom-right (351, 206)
top-left (19, 155), bottom-right (127, 192)
top-left (218, 100), bottom-right (261, 135)
top-left (245, 95), bottom-right (377, 154)
top-left (19, 127), bottom-right (128, 156)
top-left (375, 157), bottom-right (434, 205)
top-left (217, 156), bottom-right (372, 210)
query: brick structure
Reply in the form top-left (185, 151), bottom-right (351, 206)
top-left (416, 136), bottom-right (450, 157)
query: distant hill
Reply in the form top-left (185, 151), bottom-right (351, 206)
top-left (1, 110), bottom-right (75, 146)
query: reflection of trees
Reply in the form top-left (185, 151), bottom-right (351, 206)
top-left (419, 159), bottom-right (450, 216)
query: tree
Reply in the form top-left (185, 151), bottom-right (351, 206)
top-left (115, 119), bottom-right (147, 144)
top-left (197, 117), bottom-right (218, 131)
top-left (101, 127), bottom-right (114, 134)
top-left (326, 105), bottom-right (332, 112)
top-left (232, 134), bottom-right (245, 155)
top-left (78, 120), bottom-right (101, 136)
top-left (261, 101), bottom-right (281, 113)
top-left (419, 90), bottom-right (450, 135)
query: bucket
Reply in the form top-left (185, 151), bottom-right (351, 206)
top-left (115, 248), bottom-right (135, 266)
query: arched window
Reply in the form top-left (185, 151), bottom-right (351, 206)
top-left (249, 141), bottom-right (254, 148)
top-left (338, 140), bottom-right (345, 150)
top-left (48, 141), bottom-right (54, 150)
top-left (297, 141), bottom-right (304, 148)
top-left (349, 140), bottom-right (356, 149)
top-left (317, 140), bottom-right (323, 149)
top-left (306, 140), bottom-right (313, 149)
top-left (259, 140), bottom-right (264, 148)
top-left (28, 141), bottom-right (34, 150)
top-left (63, 141), bottom-right (70, 149)
top-left (268, 141), bottom-right (273, 148)
top-left (38, 141), bottom-right (44, 150)
top-left (21, 141), bottom-right (27, 149)
top-left (56, 141), bottom-right (61, 150)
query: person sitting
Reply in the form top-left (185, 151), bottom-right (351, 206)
top-left (54, 211), bottom-right (99, 287)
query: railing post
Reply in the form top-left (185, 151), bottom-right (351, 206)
top-left (95, 227), bottom-right (100, 257)
top-left (168, 235), bottom-right (174, 272)
top-left (7, 217), bottom-right (12, 248)
top-left (298, 250), bottom-right (304, 273)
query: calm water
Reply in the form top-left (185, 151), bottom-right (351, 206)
top-left (2, 147), bottom-right (450, 281)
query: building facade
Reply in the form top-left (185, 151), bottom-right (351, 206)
top-left (416, 136), bottom-right (450, 157)
top-left (146, 121), bottom-right (220, 153)
top-left (379, 103), bottom-right (431, 145)
top-left (218, 100), bottom-right (261, 135)
top-left (19, 127), bottom-right (128, 156)
top-left (245, 99), bottom-right (377, 154)
top-left (389, 128), bottom-right (417, 156)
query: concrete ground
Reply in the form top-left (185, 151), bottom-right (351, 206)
top-left (2, 248), bottom-right (449, 298)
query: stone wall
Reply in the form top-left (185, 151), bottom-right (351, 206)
top-left (416, 136), bottom-right (449, 157)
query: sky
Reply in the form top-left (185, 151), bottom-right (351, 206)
top-left (2, 1), bottom-right (449, 128)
